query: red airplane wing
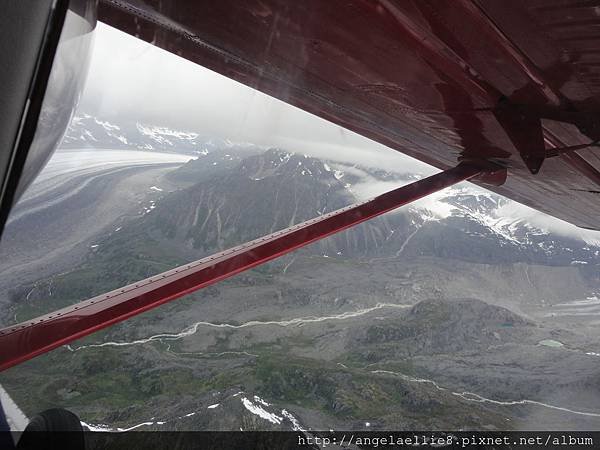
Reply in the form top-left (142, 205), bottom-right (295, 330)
top-left (99, 0), bottom-right (600, 229)
top-left (2, 0), bottom-right (599, 370)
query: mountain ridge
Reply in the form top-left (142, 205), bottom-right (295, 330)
top-left (96, 146), bottom-right (600, 268)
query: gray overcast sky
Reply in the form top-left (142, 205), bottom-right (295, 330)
top-left (80, 22), bottom-right (433, 174)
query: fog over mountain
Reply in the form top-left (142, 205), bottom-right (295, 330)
top-left (61, 109), bottom-right (600, 246)
top-left (78, 23), bottom-right (430, 175)
top-left (64, 22), bottom-right (600, 245)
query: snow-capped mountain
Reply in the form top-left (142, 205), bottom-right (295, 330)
top-left (98, 146), bottom-right (600, 267)
top-left (60, 112), bottom-right (258, 156)
top-left (59, 113), bottom-right (600, 265)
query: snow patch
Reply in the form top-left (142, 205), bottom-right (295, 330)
top-left (253, 395), bottom-right (270, 407)
top-left (281, 409), bottom-right (305, 432)
top-left (94, 118), bottom-right (120, 131)
top-left (81, 421), bottom-right (112, 432)
top-left (115, 135), bottom-right (128, 145)
top-left (241, 397), bottom-right (282, 424)
top-left (119, 422), bottom-right (154, 431)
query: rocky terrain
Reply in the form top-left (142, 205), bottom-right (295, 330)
top-left (1, 116), bottom-right (600, 432)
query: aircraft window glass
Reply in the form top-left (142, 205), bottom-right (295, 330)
top-left (1, 22), bottom-right (600, 432)
top-left (1, 22), bottom-right (423, 326)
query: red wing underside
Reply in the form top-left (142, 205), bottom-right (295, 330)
top-left (1, 0), bottom-right (600, 370)
top-left (98, 0), bottom-right (600, 230)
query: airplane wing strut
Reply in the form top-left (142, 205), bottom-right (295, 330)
top-left (0, 162), bottom-right (492, 371)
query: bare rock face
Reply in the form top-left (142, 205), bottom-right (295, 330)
top-left (110, 147), bottom-right (600, 268)
top-left (360, 298), bottom-right (535, 355)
